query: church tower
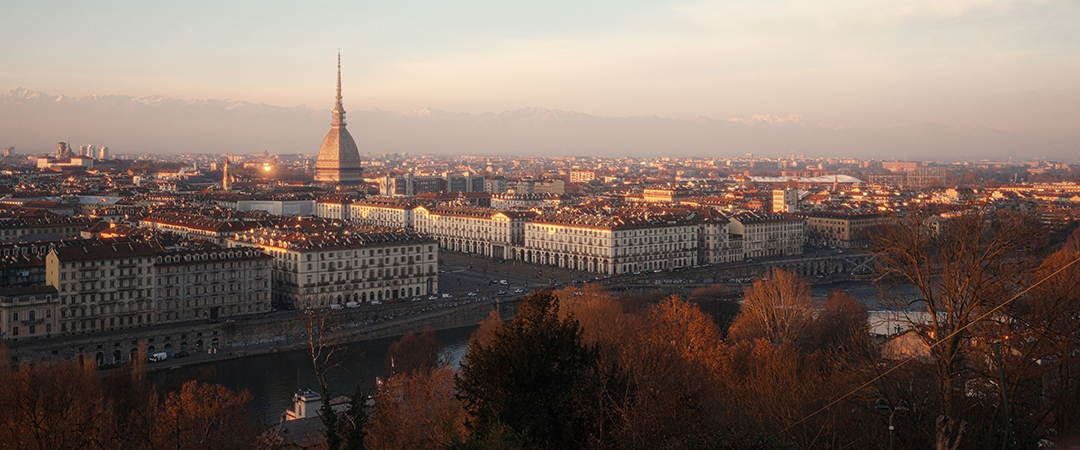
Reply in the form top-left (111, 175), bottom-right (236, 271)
top-left (315, 52), bottom-right (364, 184)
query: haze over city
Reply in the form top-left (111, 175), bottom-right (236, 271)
top-left (3, 0), bottom-right (1079, 159)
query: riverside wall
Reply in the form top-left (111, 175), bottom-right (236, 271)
top-left (5, 297), bottom-right (520, 369)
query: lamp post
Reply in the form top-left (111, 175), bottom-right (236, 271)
top-left (875, 398), bottom-right (909, 450)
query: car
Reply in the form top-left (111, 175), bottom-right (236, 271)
top-left (514, 288), bottom-right (525, 293)
top-left (371, 300), bottom-right (382, 305)
top-left (428, 295), bottom-right (438, 300)
top-left (346, 301), bottom-right (360, 308)
top-left (467, 292), bottom-right (478, 297)
top-left (497, 290), bottom-right (507, 296)
top-left (173, 350), bottom-right (189, 358)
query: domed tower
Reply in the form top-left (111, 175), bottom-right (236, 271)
top-left (315, 52), bottom-right (364, 185)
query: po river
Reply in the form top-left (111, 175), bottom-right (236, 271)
top-left (149, 324), bottom-right (479, 424)
top-left (148, 280), bottom-right (892, 423)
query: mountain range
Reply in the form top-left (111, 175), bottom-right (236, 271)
top-left (0, 88), bottom-right (1070, 160)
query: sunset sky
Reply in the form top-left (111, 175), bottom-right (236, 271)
top-left (3, 0), bottom-right (1079, 139)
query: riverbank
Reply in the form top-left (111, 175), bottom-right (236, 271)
top-left (143, 296), bottom-right (516, 374)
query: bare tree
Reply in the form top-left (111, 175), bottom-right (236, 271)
top-left (873, 205), bottom-right (1045, 450)
top-left (298, 292), bottom-right (347, 450)
top-left (729, 268), bottom-right (816, 347)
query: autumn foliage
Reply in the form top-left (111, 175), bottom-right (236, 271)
top-left (0, 351), bottom-right (260, 450)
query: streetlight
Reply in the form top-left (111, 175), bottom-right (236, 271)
top-left (875, 398), bottom-right (908, 450)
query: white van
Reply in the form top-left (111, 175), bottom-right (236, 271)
top-left (330, 304), bottom-right (343, 310)
top-left (346, 301), bottom-right (360, 308)
top-left (149, 352), bottom-right (168, 363)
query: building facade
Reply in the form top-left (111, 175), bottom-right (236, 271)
top-left (729, 212), bottom-right (806, 259)
top-left (413, 205), bottom-right (533, 260)
top-left (47, 242), bottom-right (162, 335)
top-left (349, 197), bottom-right (420, 229)
top-left (805, 211), bottom-right (889, 248)
top-left (0, 285), bottom-right (58, 341)
top-left (152, 247), bottom-right (273, 323)
top-left (228, 226), bottom-right (439, 309)
top-left (521, 212), bottom-right (698, 275)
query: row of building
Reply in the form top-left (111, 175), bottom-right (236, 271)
top-left (1, 218), bottom-right (441, 342)
top-left (306, 197), bottom-right (889, 274)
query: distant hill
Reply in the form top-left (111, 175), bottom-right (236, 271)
top-left (0, 88), bottom-right (1070, 160)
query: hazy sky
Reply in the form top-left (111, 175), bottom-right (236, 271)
top-left (3, 0), bottom-right (1079, 136)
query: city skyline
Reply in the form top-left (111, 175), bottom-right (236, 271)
top-left (3, 1), bottom-right (1079, 158)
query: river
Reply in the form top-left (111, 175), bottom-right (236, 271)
top-left (149, 324), bottom-right (479, 424)
top-left (150, 280), bottom-right (898, 423)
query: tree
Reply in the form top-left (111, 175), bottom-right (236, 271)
top-left (616, 296), bottom-right (730, 449)
top-left (299, 294), bottom-right (347, 450)
top-left (0, 357), bottom-right (116, 450)
top-left (152, 380), bottom-right (260, 450)
top-left (873, 205), bottom-right (1044, 450)
top-left (383, 326), bottom-right (442, 379)
top-left (729, 268), bottom-right (816, 348)
top-left (368, 367), bottom-right (466, 449)
top-left (455, 289), bottom-right (620, 449)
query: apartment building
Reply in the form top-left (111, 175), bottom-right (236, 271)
top-left (152, 246), bottom-right (273, 323)
top-left (349, 197), bottom-right (421, 229)
top-left (523, 212), bottom-right (698, 275)
top-left (490, 193), bottom-right (547, 210)
top-left (46, 241), bottom-right (162, 335)
top-left (413, 205), bottom-right (534, 260)
top-left (0, 285), bottom-right (59, 341)
top-left (0, 216), bottom-right (98, 241)
top-left (699, 214), bottom-right (742, 264)
top-left (729, 211), bottom-right (806, 259)
top-left (316, 195), bottom-right (360, 221)
top-left (139, 212), bottom-right (274, 246)
top-left (805, 211), bottom-right (889, 248)
top-left (228, 226), bottom-right (439, 309)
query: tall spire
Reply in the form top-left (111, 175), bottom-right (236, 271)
top-left (332, 50), bottom-right (345, 126)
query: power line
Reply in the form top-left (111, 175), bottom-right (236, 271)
top-left (779, 251), bottom-right (1080, 435)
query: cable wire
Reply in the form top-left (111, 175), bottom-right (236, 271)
top-left (778, 251), bottom-right (1080, 435)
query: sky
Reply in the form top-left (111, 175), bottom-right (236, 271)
top-left (2, 0), bottom-right (1079, 146)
